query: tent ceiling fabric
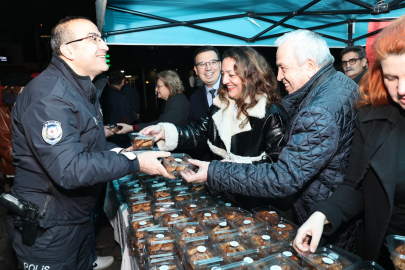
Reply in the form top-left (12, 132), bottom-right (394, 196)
top-left (101, 0), bottom-right (405, 47)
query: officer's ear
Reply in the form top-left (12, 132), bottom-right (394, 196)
top-left (59, 44), bottom-right (75, 60)
top-left (306, 58), bottom-right (318, 79)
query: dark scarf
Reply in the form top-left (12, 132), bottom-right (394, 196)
top-left (353, 68), bottom-right (368, 85)
top-left (1, 92), bottom-right (17, 105)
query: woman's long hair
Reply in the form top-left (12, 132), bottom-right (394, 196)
top-left (356, 15), bottom-right (405, 108)
top-left (218, 46), bottom-right (281, 128)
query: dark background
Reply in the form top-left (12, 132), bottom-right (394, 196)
top-left (0, 0), bottom-right (346, 122)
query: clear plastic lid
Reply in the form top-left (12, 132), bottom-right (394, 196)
top-left (301, 246), bottom-right (361, 270)
top-left (202, 219), bottom-right (239, 240)
top-left (152, 186), bottom-right (172, 199)
top-left (194, 207), bottom-right (225, 223)
top-left (251, 205), bottom-right (284, 225)
top-left (213, 197), bottom-right (239, 208)
top-left (173, 221), bottom-right (208, 247)
top-left (127, 228), bottom-right (146, 258)
top-left (120, 179), bottom-right (142, 190)
top-left (136, 173), bottom-right (159, 181)
top-left (208, 261), bottom-right (251, 269)
top-left (128, 132), bottom-right (155, 150)
top-left (154, 196), bottom-right (174, 204)
top-left (270, 218), bottom-right (299, 239)
top-left (184, 240), bottom-right (222, 269)
top-left (216, 233), bottom-right (257, 257)
top-left (194, 193), bottom-right (215, 204)
top-left (262, 242), bottom-right (302, 266)
top-left (127, 195), bottom-right (153, 215)
top-left (125, 186), bottom-right (149, 198)
top-left (171, 181), bottom-right (190, 191)
top-left (145, 228), bottom-right (176, 258)
top-left (247, 226), bottom-right (285, 249)
top-left (162, 153), bottom-right (197, 176)
top-left (159, 209), bottom-right (192, 227)
top-left (249, 253), bottom-right (302, 270)
top-left (107, 124), bottom-right (119, 133)
top-left (190, 182), bottom-right (208, 193)
top-left (146, 255), bottom-right (183, 270)
top-left (152, 202), bottom-right (179, 217)
top-left (230, 217), bottom-right (265, 234)
top-left (225, 249), bottom-right (267, 264)
top-left (126, 193), bottom-right (149, 205)
top-left (350, 261), bottom-right (385, 270)
top-left (180, 200), bottom-right (206, 215)
top-left (174, 191), bottom-right (195, 203)
top-left (220, 206), bottom-right (252, 221)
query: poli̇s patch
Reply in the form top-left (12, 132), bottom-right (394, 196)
top-left (42, 121), bottom-right (63, 145)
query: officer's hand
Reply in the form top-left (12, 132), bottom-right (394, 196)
top-left (104, 126), bottom-right (114, 138)
top-left (293, 211), bottom-right (327, 254)
top-left (116, 123), bottom-right (134, 134)
top-left (137, 151), bottom-right (174, 179)
top-left (181, 159), bottom-right (208, 183)
top-left (140, 125), bottom-right (165, 141)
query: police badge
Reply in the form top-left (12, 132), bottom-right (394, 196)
top-left (42, 121), bottom-right (63, 145)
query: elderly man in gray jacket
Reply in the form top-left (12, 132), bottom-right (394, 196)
top-left (177, 30), bottom-right (359, 227)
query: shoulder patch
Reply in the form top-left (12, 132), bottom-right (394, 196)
top-left (42, 121), bottom-right (63, 145)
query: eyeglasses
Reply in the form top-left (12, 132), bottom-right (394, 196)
top-left (341, 58), bottom-right (363, 67)
top-left (195, 60), bottom-right (219, 69)
top-left (155, 85), bottom-right (164, 89)
top-left (65, 34), bottom-right (103, 45)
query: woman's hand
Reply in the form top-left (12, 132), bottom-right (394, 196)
top-left (293, 211), bottom-right (328, 254)
top-left (116, 123), bottom-right (134, 134)
top-left (181, 159), bottom-right (209, 183)
top-left (140, 125), bottom-right (165, 141)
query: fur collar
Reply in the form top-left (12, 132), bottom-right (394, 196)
top-left (212, 94), bottom-right (268, 154)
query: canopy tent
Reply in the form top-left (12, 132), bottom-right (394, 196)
top-left (97, 0), bottom-right (405, 47)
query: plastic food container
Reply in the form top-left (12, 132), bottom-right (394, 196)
top-left (180, 200), bottom-right (206, 215)
top-left (127, 195), bottom-right (153, 215)
top-left (350, 261), bottom-right (385, 270)
top-left (387, 235), bottom-right (405, 270)
top-left (171, 181), bottom-right (190, 191)
top-left (159, 208), bottom-right (192, 227)
top-left (231, 217), bottom-right (265, 235)
top-left (221, 207), bottom-right (252, 221)
top-left (128, 132), bottom-right (155, 150)
top-left (270, 218), bottom-right (299, 239)
top-left (120, 179), bottom-right (142, 190)
top-left (145, 227), bottom-right (177, 258)
top-left (213, 197), bottom-right (238, 208)
top-left (146, 255), bottom-right (184, 270)
top-left (136, 173), bottom-right (159, 181)
top-left (190, 183), bottom-right (208, 193)
top-left (183, 240), bottom-right (223, 270)
top-left (128, 215), bottom-right (160, 239)
top-left (162, 153), bottom-right (197, 176)
top-left (216, 233), bottom-right (259, 263)
top-left (173, 190), bottom-right (195, 203)
top-left (194, 193), bottom-right (215, 205)
top-left (107, 124), bottom-right (119, 133)
top-left (124, 186), bottom-right (149, 198)
top-left (301, 246), bottom-right (361, 270)
top-left (152, 202), bottom-right (179, 217)
top-left (247, 227), bottom-right (285, 250)
top-left (147, 179), bottom-right (168, 191)
top-left (251, 205), bottom-right (284, 225)
top-left (152, 185), bottom-right (172, 199)
top-left (262, 242), bottom-right (302, 266)
top-left (127, 228), bottom-right (146, 258)
top-left (249, 253), bottom-right (302, 270)
top-left (207, 261), bottom-right (252, 269)
top-left (194, 207), bottom-right (225, 223)
top-left (202, 219), bottom-right (239, 240)
top-left (155, 196), bottom-right (174, 204)
top-left (173, 221), bottom-right (208, 247)
top-left (126, 193), bottom-right (150, 205)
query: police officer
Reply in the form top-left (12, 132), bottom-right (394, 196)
top-left (5, 16), bottom-right (172, 269)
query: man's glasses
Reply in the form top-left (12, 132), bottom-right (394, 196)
top-left (195, 60), bottom-right (219, 69)
top-left (65, 34), bottom-right (103, 45)
top-left (341, 58), bottom-right (363, 67)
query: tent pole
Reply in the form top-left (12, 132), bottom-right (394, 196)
top-left (142, 69), bottom-right (147, 110)
top-left (347, 20), bottom-right (354, 46)
top-left (388, 0), bottom-right (405, 8)
top-left (344, 0), bottom-right (374, 10)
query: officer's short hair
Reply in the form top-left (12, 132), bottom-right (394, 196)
top-left (109, 70), bottom-right (125, 85)
top-left (51, 16), bottom-right (92, 55)
top-left (193, 46), bottom-right (220, 66)
top-left (340, 46), bottom-right (367, 59)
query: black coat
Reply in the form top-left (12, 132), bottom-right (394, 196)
top-left (138, 93), bottom-right (189, 130)
top-left (157, 94), bottom-right (287, 165)
top-left (313, 103), bottom-right (405, 261)
top-left (206, 65), bottom-right (359, 224)
top-left (187, 85), bottom-right (209, 124)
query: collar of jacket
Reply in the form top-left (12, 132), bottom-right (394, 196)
top-left (281, 64), bottom-right (336, 118)
top-left (361, 102), bottom-right (404, 126)
top-left (50, 53), bottom-right (107, 104)
top-left (353, 68), bottom-right (368, 84)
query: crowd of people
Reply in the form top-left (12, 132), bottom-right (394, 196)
top-left (0, 13), bottom-right (404, 270)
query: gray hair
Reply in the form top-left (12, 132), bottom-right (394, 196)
top-left (275, 30), bottom-right (334, 68)
top-left (156, 70), bottom-right (184, 96)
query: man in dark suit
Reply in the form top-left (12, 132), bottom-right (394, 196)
top-left (187, 46), bottom-right (222, 123)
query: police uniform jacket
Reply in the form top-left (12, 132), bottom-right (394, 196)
top-left (11, 54), bottom-right (139, 228)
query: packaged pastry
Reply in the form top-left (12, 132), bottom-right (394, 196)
top-left (145, 228), bottom-right (176, 258)
top-left (350, 261), bottom-right (385, 270)
top-left (147, 178), bottom-right (168, 191)
top-left (301, 246), bottom-right (361, 270)
top-left (127, 193), bottom-right (149, 204)
top-left (190, 182), bottom-right (208, 193)
top-left (183, 240), bottom-right (222, 270)
top-left (194, 207), bottom-right (225, 223)
top-left (216, 233), bottom-right (258, 263)
top-left (387, 235), bottom-right (405, 270)
top-left (202, 219), bottom-right (239, 240)
top-left (119, 179), bottom-right (142, 190)
top-left (129, 215), bottom-right (160, 239)
top-left (124, 186), bottom-right (149, 198)
top-left (206, 261), bottom-right (252, 270)
top-left (152, 202), bottom-right (179, 217)
top-left (263, 242), bottom-right (302, 266)
top-left (271, 218), bottom-right (298, 239)
top-left (127, 195), bottom-right (153, 214)
top-left (249, 253), bottom-right (302, 270)
top-left (173, 190), bottom-right (194, 202)
top-left (159, 209), bottom-right (191, 227)
top-left (107, 124), bottom-right (119, 133)
top-left (173, 221), bottom-right (208, 247)
top-left (128, 132), bottom-right (155, 150)
top-left (231, 217), bottom-right (265, 235)
top-left (152, 186), bottom-right (172, 199)
top-left (162, 153), bottom-right (197, 176)
top-left (221, 207), bottom-right (252, 221)
top-left (155, 196), bottom-right (174, 203)
top-left (251, 205), bottom-right (283, 225)
top-left (128, 228), bottom-right (146, 258)
top-left (194, 193), bottom-right (214, 205)
top-left (247, 227), bottom-right (284, 249)
top-left (171, 181), bottom-right (190, 191)
top-left (180, 200), bottom-right (206, 215)
top-left (136, 173), bottom-right (159, 181)
top-left (213, 196), bottom-right (238, 208)
top-left (146, 255), bottom-right (184, 270)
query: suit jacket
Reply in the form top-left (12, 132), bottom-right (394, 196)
top-left (313, 103), bottom-right (405, 261)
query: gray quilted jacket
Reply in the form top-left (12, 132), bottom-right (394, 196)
top-left (207, 65), bottom-right (359, 224)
